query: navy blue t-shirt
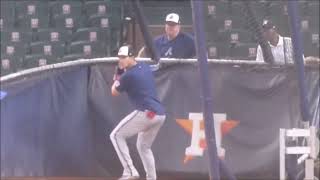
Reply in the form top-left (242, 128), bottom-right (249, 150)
top-left (116, 62), bottom-right (165, 115)
top-left (154, 32), bottom-right (196, 58)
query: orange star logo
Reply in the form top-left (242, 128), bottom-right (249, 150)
top-left (176, 116), bottom-right (239, 164)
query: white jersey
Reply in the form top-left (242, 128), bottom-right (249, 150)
top-left (256, 35), bottom-right (294, 64)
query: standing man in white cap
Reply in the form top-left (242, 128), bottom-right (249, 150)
top-left (138, 13), bottom-right (196, 59)
top-left (110, 44), bottom-right (166, 180)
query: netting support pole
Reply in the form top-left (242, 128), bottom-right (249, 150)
top-left (287, 1), bottom-right (311, 124)
top-left (130, 0), bottom-right (160, 63)
top-left (191, 0), bottom-right (219, 179)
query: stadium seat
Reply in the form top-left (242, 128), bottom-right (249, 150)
top-left (207, 42), bottom-right (230, 59)
top-left (232, 1), bottom-right (268, 30)
top-left (72, 27), bottom-right (110, 45)
top-left (297, 1), bottom-right (309, 16)
top-left (23, 54), bottom-right (57, 69)
top-left (267, 1), bottom-right (296, 35)
top-left (304, 1), bottom-right (320, 32)
top-left (205, 16), bottom-right (221, 40)
top-left (52, 15), bottom-right (84, 31)
top-left (309, 18), bottom-right (319, 32)
top-left (302, 31), bottom-right (319, 57)
top-left (0, 1), bottom-right (15, 19)
top-left (84, 0), bottom-right (111, 18)
top-left (230, 2), bottom-right (247, 17)
top-left (306, 2), bottom-right (319, 18)
top-left (72, 27), bottom-right (112, 55)
top-left (14, 0), bottom-right (50, 30)
top-left (142, 0), bottom-right (190, 8)
top-left (268, 1), bottom-right (288, 17)
top-left (0, 30), bottom-right (33, 44)
top-left (1, 42), bottom-right (29, 58)
top-left (62, 53), bottom-right (86, 62)
top-left (230, 43), bottom-right (258, 60)
top-left (30, 41), bottom-right (66, 58)
top-left (0, 18), bottom-right (15, 30)
top-left (263, 15), bottom-right (290, 37)
top-left (216, 29), bottom-right (255, 44)
top-left (304, 41), bottom-right (319, 57)
top-left (206, 15), bottom-right (244, 33)
top-left (1, 56), bottom-right (21, 76)
top-left (300, 16), bottom-right (312, 32)
top-left (0, 1), bottom-right (15, 29)
top-left (204, 1), bottom-right (229, 19)
top-left (304, 31), bottom-right (319, 47)
top-left (142, 6), bottom-right (192, 25)
top-left (311, 33), bottom-right (319, 46)
top-left (299, 15), bottom-right (319, 32)
top-left (67, 41), bottom-right (107, 58)
top-left (50, 1), bottom-right (83, 18)
top-left (268, 1), bottom-right (307, 16)
top-left (35, 28), bottom-right (72, 43)
top-left (16, 16), bottom-right (50, 30)
top-left (15, 1), bottom-right (50, 19)
top-left (246, 1), bottom-right (268, 20)
top-left (87, 15), bottom-right (111, 29)
top-left (221, 16), bottom-right (246, 31)
top-left (1, 58), bottom-right (14, 76)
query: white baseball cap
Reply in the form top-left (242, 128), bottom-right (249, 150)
top-left (165, 13), bottom-right (180, 24)
top-left (117, 45), bottom-right (133, 57)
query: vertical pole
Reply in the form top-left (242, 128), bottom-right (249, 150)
top-left (191, 1), bottom-right (219, 179)
top-left (132, 17), bottom-right (136, 53)
top-left (305, 159), bottom-right (314, 179)
top-left (130, 0), bottom-right (160, 63)
top-left (287, 1), bottom-right (311, 124)
top-left (279, 129), bottom-right (286, 180)
top-left (309, 126), bottom-right (316, 159)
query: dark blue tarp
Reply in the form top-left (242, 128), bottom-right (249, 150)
top-left (1, 64), bottom-right (319, 179)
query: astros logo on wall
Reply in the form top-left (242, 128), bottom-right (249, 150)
top-left (176, 113), bottom-right (239, 164)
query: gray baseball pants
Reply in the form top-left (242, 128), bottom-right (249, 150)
top-left (110, 110), bottom-right (165, 179)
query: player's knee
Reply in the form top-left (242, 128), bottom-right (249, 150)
top-left (110, 131), bottom-right (124, 142)
top-left (110, 131), bottom-right (116, 141)
top-left (136, 141), bottom-right (150, 152)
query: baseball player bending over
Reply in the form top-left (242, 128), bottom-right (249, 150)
top-left (110, 45), bottom-right (166, 180)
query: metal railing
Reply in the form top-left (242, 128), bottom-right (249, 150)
top-left (1, 57), bottom-right (317, 84)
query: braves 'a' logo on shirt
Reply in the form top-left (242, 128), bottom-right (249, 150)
top-left (164, 47), bottom-right (173, 57)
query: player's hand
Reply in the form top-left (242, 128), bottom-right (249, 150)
top-left (113, 66), bottom-right (125, 81)
top-left (305, 56), bottom-right (320, 65)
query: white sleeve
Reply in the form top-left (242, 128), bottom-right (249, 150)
top-left (286, 38), bottom-right (305, 62)
top-left (256, 45), bottom-right (264, 62)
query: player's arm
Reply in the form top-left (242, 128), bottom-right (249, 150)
top-left (111, 66), bottom-right (125, 96)
top-left (111, 80), bottom-right (120, 96)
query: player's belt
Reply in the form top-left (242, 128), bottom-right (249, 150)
top-left (145, 110), bottom-right (156, 119)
